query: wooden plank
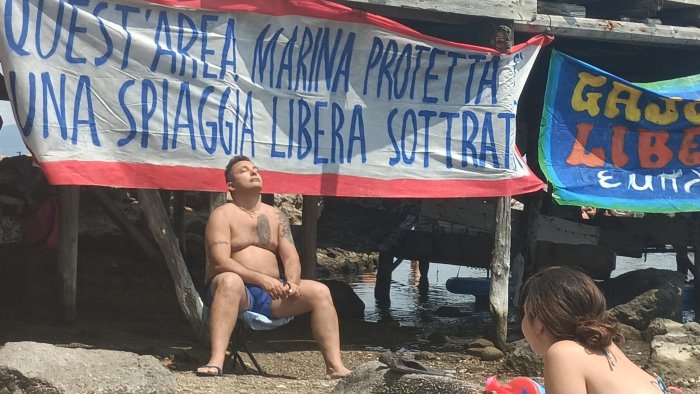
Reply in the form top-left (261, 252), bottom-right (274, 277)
top-left (336, 0), bottom-right (537, 23)
top-left (515, 15), bottom-right (700, 47)
top-left (58, 186), bottom-right (80, 323)
top-left (137, 189), bottom-right (205, 341)
top-left (664, 0), bottom-right (700, 9)
top-left (418, 198), bottom-right (495, 234)
top-left (534, 214), bottom-right (600, 245)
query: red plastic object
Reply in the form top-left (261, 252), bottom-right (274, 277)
top-left (485, 376), bottom-right (545, 394)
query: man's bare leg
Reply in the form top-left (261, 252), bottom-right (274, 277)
top-left (271, 280), bottom-right (352, 379)
top-left (197, 272), bottom-right (249, 375)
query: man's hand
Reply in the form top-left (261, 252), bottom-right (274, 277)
top-left (260, 276), bottom-right (287, 300)
top-left (285, 281), bottom-right (302, 300)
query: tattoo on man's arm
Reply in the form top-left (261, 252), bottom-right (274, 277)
top-left (208, 240), bottom-right (229, 252)
top-left (277, 210), bottom-right (294, 242)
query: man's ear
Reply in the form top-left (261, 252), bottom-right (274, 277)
top-left (226, 181), bottom-right (235, 193)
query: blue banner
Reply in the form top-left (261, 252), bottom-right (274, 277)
top-left (539, 50), bottom-right (700, 213)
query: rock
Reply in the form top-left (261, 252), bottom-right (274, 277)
top-left (331, 361), bottom-right (482, 394)
top-left (0, 342), bottom-right (175, 394)
top-left (617, 323), bottom-right (642, 342)
top-left (435, 306), bottom-right (463, 317)
top-left (501, 339), bottom-right (544, 377)
top-left (601, 269), bottom-right (684, 332)
top-left (644, 318), bottom-right (683, 341)
top-left (648, 322), bottom-right (700, 383)
top-left (427, 331), bottom-right (448, 346)
top-left (468, 339), bottom-right (494, 349)
top-left (480, 346), bottom-right (504, 361)
top-left (414, 351), bottom-right (440, 361)
top-left (318, 279), bottom-right (365, 319)
top-left (465, 348), bottom-right (484, 358)
top-left (608, 282), bottom-right (683, 331)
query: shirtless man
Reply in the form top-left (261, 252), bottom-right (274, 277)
top-left (196, 156), bottom-right (352, 379)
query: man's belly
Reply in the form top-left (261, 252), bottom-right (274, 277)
top-left (232, 247), bottom-right (280, 278)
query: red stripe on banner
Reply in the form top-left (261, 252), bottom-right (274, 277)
top-left (38, 161), bottom-right (544, 197)
top-left (142, 0), bottom-right (552, 53)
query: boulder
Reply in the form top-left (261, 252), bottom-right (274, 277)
top-left (501, 339), bottom-right (543, 377)
top-left (601, 268), bottom-right (684, 308)
top-left (648, 321), bottom-right (700, 383)
top-left (607, 282), bottom-right (683, 331)
top-left (617, 323), bottom-right (642, 342)
top-left (467, 339), bottom-right (494, 349)
top-left (0, 342), bottom-right (175, 394)
top-left (331, 361), bottom-right (482, 394)
top-left (318, 279), bottom-right (365, 319)
top-left (644, 318), bottom-right (683, 341)
top-left (480, 346), bottom-right (505, 361)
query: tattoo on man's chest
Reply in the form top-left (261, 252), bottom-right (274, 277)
top-left (257, 215), bottom-right (272, 245)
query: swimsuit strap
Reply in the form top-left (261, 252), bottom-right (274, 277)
top-left (602, 347), bottom-right (617, 370)
top-left (655, 374), bottom-right (685, 394)
top-left (656, 374), bottom-right (671, 394)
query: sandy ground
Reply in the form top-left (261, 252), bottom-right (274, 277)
top-left (0, 315), bottom-right (504, 394)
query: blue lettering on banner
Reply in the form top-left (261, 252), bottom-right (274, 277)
top-left (0, 0), bottom-right (528, 176)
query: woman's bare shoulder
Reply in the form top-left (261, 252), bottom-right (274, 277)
top-left (546, 340), bottom-right (589, 360)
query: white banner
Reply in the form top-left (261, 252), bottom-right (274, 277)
top-left (0, 0), bottom-right (549, 196)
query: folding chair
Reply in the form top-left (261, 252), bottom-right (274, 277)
top-left (229, 311), bottom-right (293, 375)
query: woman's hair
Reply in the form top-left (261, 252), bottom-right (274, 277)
top-left (519, 266), bottom-right (622, 350)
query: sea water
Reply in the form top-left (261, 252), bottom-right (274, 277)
top-left (338, 253), bottom-right (695, 336)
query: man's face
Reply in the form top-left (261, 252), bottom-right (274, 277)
top-left (228, 160), bottom-right (263, 192)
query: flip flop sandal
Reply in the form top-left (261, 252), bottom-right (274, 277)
top-left (196, 365), bottom-right (223, 377)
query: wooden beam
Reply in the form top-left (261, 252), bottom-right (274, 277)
top-left (210, 193), bottom-right (227, 211)
top-left (300, 196), bottom-right (320, 280)
top-left (0, 74), bottom-right (8, 101)
top-left (693, 238), bottom-right (700, 323)
top-left (489, 196), bottom-right (511, 351)
top-left (664, 0), bottom-right (700, 9)
top-left (534, 214), bottom-right (600, 245)
top-left (173, 191), bottom-right (186, 258)
top-left (336, 0), bottom-right (536, 22)
top-left (58, 186), bottom-right (80, 323)
top-left (488, 24), bottom-right (513, 351)
top-left (137, 189), bottom-right (205, 341)
top-left (90, 187), bottom-right (162, 263)
top-left (515, 15), bottom-right (700, 47)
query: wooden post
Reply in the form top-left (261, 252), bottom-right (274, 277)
top-left (173, 191), bottom-right (187, 257)
top-left (523, 192), bottom-right (543, 274)
top-left (300, 196), bottom-right (320, 280)
top-left (490, 196), bottom-right (511, 350)
top-left (210, 192), bottom-right (227, 211)
top-left (374, 252), bottom-right (394, 305)
top-left (488, 23), bottom-right (514, 350)
top-left (58, 186), bottom-right (80, 323)
top-left (137, 189), bottom-right (205, 341)
top-left (693, 241), bottom-right (700, 323)
top-left (90, 187), bottom-right (162, 263)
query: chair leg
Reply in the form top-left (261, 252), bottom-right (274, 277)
top-left (230, 350), bottom-right (250, 373)
top-left (239, 341), bottom-right (266, 376)
top-left (229, 320), bottom-right (265, 375)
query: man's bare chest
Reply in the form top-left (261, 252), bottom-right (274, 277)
top-left (229, 213), bottom-right (278, 251)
